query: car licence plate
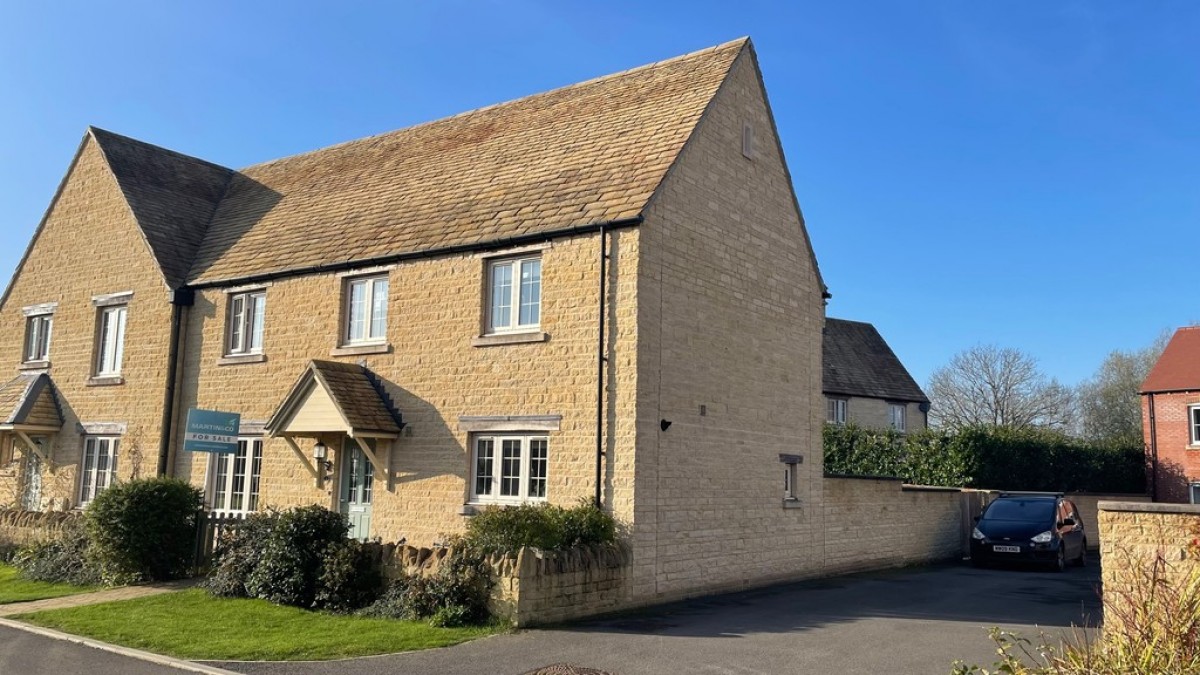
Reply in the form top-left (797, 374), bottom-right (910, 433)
top-left (993, 545), bottom-right (1021, 553)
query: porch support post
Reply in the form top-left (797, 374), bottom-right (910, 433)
top-left (352, 436), bottom-right (390, 491)
top-left (281, 435), bottom-right (322, 489)
top-left (16, 431), bottom-right (52, 472)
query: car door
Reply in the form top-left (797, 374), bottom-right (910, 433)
top-left (1064, 500), bottom-right (1085, 554)
top-left (1056, 499), bottom-right (1082, 558)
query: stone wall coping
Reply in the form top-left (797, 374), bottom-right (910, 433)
top-left (824, 472), bottom-right (903, 482)
top-left (1098, 501), bottom-right (1200, 514)
top-left (901, 484), bottom-right (962, 493)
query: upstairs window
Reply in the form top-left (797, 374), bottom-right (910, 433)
top-left (344, 276), bottom-right (388, 345)
top-left (487, 256), bottom-right (541, 333)
top-left (889, 403), bottom-right (907, 432)
top-left (23, 313), bottom-right (52, 363)
top-left (827, 398), bottom-right (847, 425)
top-left (227, 290), bottom-right (266, 355)
top-left (1190, 405), bottom-right (1200, 445)
top-left (95, 305), bottom-right (127, 376)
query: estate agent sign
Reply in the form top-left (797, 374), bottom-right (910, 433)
top-left (183, 408), bottom-right (241, 455)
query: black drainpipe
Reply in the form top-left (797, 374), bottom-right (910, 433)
top-left (595, 224), bottom-right (608, 509)
top-left (158, 288), bottom-right (194, 476)
top-left (1147, 393), bottom-right (1158, 501)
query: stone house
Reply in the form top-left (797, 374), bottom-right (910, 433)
top-left (0, 38), bottom-right (838, 602)
top-left (823, 318), bottom-right (929, 432)
top-left (1141, 326), bottom-right (1200, 503)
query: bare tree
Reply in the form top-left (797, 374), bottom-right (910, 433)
top-left (1077, 330), bottom-right (1171, 447)
top-left (927, 345), bottom-right (1075, 431)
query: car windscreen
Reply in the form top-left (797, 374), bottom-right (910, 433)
top-left (982, 499), bottom-right (1055, 522)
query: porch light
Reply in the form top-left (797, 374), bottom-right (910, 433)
top-left (312, 441), bottom-right (328, 461)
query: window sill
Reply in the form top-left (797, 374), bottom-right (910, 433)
top-left (782, 498), bottom-right (804, 510)
top-left (471, 331), bottom-right (550, 348)
top-left (330, 343), bottom-right (391, 357)
top-left (86, 376), bottom-right (125, 387)
top-left (218, 353), bottom-right (267, 366)
top-left (18, 360), bottom-right (50, 371)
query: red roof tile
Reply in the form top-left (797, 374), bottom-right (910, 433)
top-left (1141, 327), bottom-right (1200, 393)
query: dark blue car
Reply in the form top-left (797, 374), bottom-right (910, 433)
top-left (970, 494), bottom-right (1087, 571)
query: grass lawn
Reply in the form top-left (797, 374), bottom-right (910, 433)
top-left (0, 564), bottom-right (96, 605)
top-left (15, 589), bottom-right (501, 661)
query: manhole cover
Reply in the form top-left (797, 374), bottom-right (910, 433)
top-left (521, 664), bottom-right (614, 675)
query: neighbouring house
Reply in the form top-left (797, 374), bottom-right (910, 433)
top-left (822, 318), bottom-right (929, 432)
top-left (1141, 326), bottom-right (1200, 503)
top-left (1, 38), bottom-right (854, 603)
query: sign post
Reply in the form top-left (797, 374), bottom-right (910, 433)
top-left (183, 409), bottom-right (241, 455)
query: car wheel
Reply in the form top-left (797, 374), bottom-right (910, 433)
top-left (1075, 540), bottom-right (1088, 567)
top-left (1051, 547), bottom-right (1066, 573)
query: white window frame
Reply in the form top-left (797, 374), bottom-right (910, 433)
top-left (827, 398), bottom-right (847, 425)
top-left (485, 256), bottom-right (542, 334)
top-left (95, 305), bottom-right (127, 376)
top-left (79, 436), bottom-right (119, 506)
top-left (343, 275), bottom-right (389, 345)
top-left (1190, 405), bottom-right (1200, 446)
top-left (470, 434), bottom-right (548, 505)
top-left (889, 403), bottom-right (907, 432)
top-left (23, 313), bottom-right (53, 363)
top-left (208, 437), bottom-right (264, 515)
top-left (226, 290), bottom-right (266, 356)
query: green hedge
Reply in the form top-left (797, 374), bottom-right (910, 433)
top-left (823, 424), bottom-right (1145, 493)
top-left (85, 477), bottom-right (202, 584)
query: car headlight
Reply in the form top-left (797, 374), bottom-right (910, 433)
top-left (972, 527), bottom-right (986, 540)
top-left (1031, 531), bottom-right (1053, 544)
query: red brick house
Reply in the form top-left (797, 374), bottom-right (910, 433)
top-left (1141, 326), bottom-right (1200, 503)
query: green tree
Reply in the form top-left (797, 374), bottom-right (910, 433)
top-left (1077, 330), bottom-right (1170, 447)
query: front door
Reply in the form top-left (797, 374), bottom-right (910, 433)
top-left (339, 439), bottom-right (374, 541)
top-left (21, 451), bottom-right (41, 512)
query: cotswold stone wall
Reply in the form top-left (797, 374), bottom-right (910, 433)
top-left (823, 477), bottom-right (962, 574)
top-left (0, 510), bottom-right (81, 556)
top-left (361, 541), bottom-right (631, 627)
top-left (1098, 501), bottom-right (1200, 603)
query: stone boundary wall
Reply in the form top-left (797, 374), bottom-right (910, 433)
top-left (822, 477), bottom-right (963, 575)
top-left (0, 510), bottom-right (81, 556)
top-left (1098, 501), bottom-right (1200, 614)
top-left (360, 541), bottom-right (631, 627)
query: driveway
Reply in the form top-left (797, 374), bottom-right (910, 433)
top-left (0, 623), bottom-right (197, 675)
top-left (213, 562), bottom-right (1101, 675)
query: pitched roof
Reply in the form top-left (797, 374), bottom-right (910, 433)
top-left (0, 373), bottom-right (63, 428)
top-left (266, 360), bottom-right (404, 437)
top-left (1141, 326), bottom-right (1200, 394)
top-left (187, 39), bottom-right (747, 284)
top-left (823, 318), bottom-right (928, 403)
top-left (89, 128), bottom-right (234, 289)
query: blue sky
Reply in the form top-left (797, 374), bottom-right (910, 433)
top-left (1, 1), bottom-right (1196, 387)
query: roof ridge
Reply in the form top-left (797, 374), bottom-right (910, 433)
top-left (237, 37), bottom-right (750, 173)
top-left (88, 126), bottom-right (234, 174)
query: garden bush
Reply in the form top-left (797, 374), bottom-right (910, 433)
top-left (824, 423), bottom-right (1145, 493)
top-left (204, 510), bottom-right (279, 598)
top-left (85, 477), bottom-right (202, 584)
top-left (460, 500), bottom-right (617, 555)
top-left (11, 518), bottom-right (102, 586)
top-left (244, 505), bottom-right (350, 608)
top-left (314, 539), bottom-right (381, 613)
top-left (358, 553), bottom-right (492, 626)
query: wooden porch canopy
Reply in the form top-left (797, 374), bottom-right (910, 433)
top-left (264, 360), bottom-right (404, 488)
top-left (0, 373), bottom-right (64, 468)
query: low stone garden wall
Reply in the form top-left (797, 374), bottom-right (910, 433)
top-left (361, 540), bottom-right (632, 627)
top-left (1098, 500), bottom-right (1200, 622)
top-left (0, 509), bottom-right (81, 557)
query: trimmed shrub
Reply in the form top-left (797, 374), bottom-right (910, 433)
top-left (244, 505), bottom-right (350, 608)
top-left (358, 553), bottom-right (492, 625)
top-left (204, 511), bottom-right (279, 598)
top-left (12, 518), bottom-right (101, 586)
top-left (824, 423), bottom-right (1145, 493)
top-left (315, 539), bottom-right (381, 613)
top-left (461, 500), bottom-right (618, 555)
top-left (85, 477), bottom-right (202, 584)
